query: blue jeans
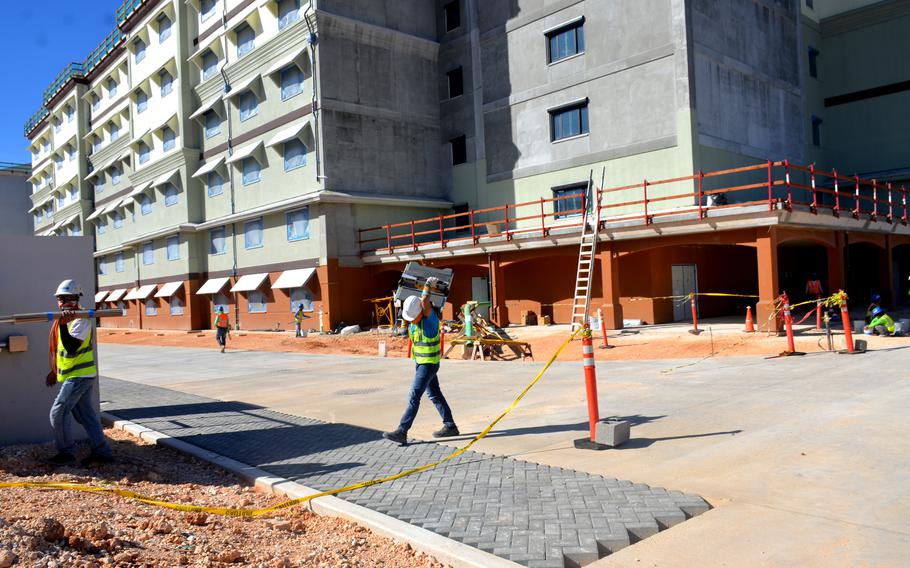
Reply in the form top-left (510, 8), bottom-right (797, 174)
top-left (216, 327), bottom-right (228, 346)
top-left (295, 322), bottom-right (302, 337)
top-left (397, 363), bottom-right (455, 433)
top-left (49, 376), bottom-right (112, 457)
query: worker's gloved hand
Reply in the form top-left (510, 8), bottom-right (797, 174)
top-left (425, 277), bottom-right (439, 289)
top-left (46, 372), bottom-right (56, 387)
top-left (59, 310), bottom-right (77, 325)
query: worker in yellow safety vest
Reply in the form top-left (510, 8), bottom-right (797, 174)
top-left (46, 279), bottom-right (114, 466)
top-left (294, 304), bottom-right (306, 337)
top-left (214, 306), bottom-right (230, 353)
top-left (383, 277), bottom-right (459, 445)
top-left (865, 306), bottom-right (896, 336)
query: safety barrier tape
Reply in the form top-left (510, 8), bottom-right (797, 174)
top-left (1, 328), bottom-right (586, 518)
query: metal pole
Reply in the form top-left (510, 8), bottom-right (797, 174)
top-left (810, 163), bottom-right (817, 212)
top-left (642, 179), bottom-right (649, 224)
top-left (698, 170), bottom-right (704, 220)
top-left (0, 309), bottom-right (124, 325)
top-left (833, 169), bottom-right (840, 216)
top-left (767, 160), bottom-right (773, 211)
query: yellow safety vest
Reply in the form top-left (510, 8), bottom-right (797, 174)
top-left (56, 323), bottom-right (97, 382)
top-left (409, 318), bottom-right (441, 365)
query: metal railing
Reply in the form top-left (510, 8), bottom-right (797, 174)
top-left (116, 0), bottom-right (147, 24)
top-left (358, 160), bottom-right (910, 256)
top-left (42, 62), bottom-right (86, 103)
top-left (24, 107), bottom-right (50, 136)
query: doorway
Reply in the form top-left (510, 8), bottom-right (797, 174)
top-left (672, 264), bottom-right (698, 321)
top-left (471, 276), bottom-right (491, 319)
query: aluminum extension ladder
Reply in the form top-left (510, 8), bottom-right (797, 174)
top-left (570, 169), bottom-right (604, 330)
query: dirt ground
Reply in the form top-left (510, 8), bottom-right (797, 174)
top-left (96, 323), bottom-right (910, 362)
top-left (0, 428), bottom-right (445, 568)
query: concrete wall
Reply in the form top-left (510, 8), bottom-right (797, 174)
top-left (0, 235), bottom-right (96, 446)
top-left (0, 171), bottom-right (32, 235)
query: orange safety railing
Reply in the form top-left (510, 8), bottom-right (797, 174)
top-left (358, 160), bottom-right (909, 255)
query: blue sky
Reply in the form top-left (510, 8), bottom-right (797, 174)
top-left (0, 1), bottom-right (120, 163)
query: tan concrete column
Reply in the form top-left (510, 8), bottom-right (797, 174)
top-left (756, 227), bottom-right (780, 332)
top-left (597, 244), bottom-right (623, 329)
top-left (490, 254), bottom-right (508, 326)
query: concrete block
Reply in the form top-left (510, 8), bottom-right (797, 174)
top-left (594, 420), bottom-right (630, 447)
top-left (7, 335), bottom-right (28, 353)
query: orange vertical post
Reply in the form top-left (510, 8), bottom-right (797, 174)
top-left (744, 306), bottom-right (755, 332)
top-left (689, 294), bottom-right (701, 335)
top-left (597, 308), bottom-right (609, 348)
top-left (816, 299), bottom-right (822, 331)
top-left (782, 293), bottom-right (796, 353)
top-left (581, 325), bottom-right (599, 441)
top-left (840, 291), bottom-right (854, 353)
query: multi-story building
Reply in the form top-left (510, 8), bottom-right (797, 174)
top-left (24, 0), bottom-right (910, 331)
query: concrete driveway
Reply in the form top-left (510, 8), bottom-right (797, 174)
top-left (98, 342), bottom-right (910, 567)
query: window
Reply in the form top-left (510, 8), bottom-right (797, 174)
top-left (143, 241), bottom-right (155, 265)
top-left (244, 218), bottom-right (263, 249)
top-left (162, 127), bottom-right (177, 151)
top-left (290, 288), bottom-right (313, 312)
top-left (164, 182), bottom-right (179, 206)
top-left (107, 78), bottom-right (117, 98)
top-left (145, 298), bottom-right (158, 316)
top-left (36, 210), bottom-right (43, 222)
top-left (157, 13), bottom-right (172, 43)
top-left (210, 226), bottom-right (226, 254)
top-left (111, 166), bottom-right (122, 185)
top-left (57, 193), bottom-right (65, 208)
top-left (169, 296), bottom-right (184, 315)
top-left (812, 115), bottom-right (822, 147)
top-left (98, 257), bottom-right (107, 275)
top-left (93, 135), bottom-right (102, 152)
top-left (66, 105), bottom-right (74, 123)
top-left (444, 1), bottom-right (460, 32)
top-left (207, 171), bottom-right (224, 197)
top-left (69, 186), bottom-right (78, 201)
top-left (139, 193), bottom-right (152, 215)
top-left (95, 177), bottom-right (105, 194)
top-left (42, 140), bottom-right (49, 153)
top-left (115, 252), bottom-right (124, 272)
top-left (138, 141), bottom-right (150, 164)
top-left (113, 210), bottom-right (123, 229)
top-left (248, 290), bottom-right (267, 313)
top-left (239, 91), bottom-right (258, 121)
top-left (286, 207), bottom-right (309, 241)
top-left (134, 38), bottom-right (146, 63)
top-left (159, 70), bottom-right (174, 97)
top-left (109, 121), bottom-right (120, 141)
top-left (550, 101), bottom-right (589, 141)
top-left (91, 93), bottom-right (100, 111)
top-left (553, 184), bottom-right (586, 219)
top-left (807, 0), bottom-right (814, 8)
top-left (202, 50), bottom-right (219, 80)
top-left (547, 19), bottom-right (585, 63)
top-left (450, 135), bottom-right (466, 165)
top-left (446, 67), bottom-right (463, 98)
top-left (284, 139), bottom-right (306, 171)
top-left (213, 292), bottom-right (229, 313)
top-left (54, 118), bottom-right (61, 133)
top-left (280, 65), bottom-right (303, 100)
top-left (808, 46), bottom-right (819, 79)
top-left (136, 89), bottom-right (148, 113)
top-left (166, 235), bottom-right (180, 260)
top-left (55, 156), bottom-right (63, 170)
top-left (72, 223), bottom-right (82, 236)
top-left (236, 23), bottom-right (255, 58)
top-left (242, 157), bottom-right (261, 185)
top-left (97, 218), bottom-right (107, 234)
top-left (204, 111), bottom-right (221, 138)
top-left (200, 0), bottom-right (216, 21)
top-left (278, 0), bottom-right (300, 30)
top-left (67, 145), bottom-right (75, 161)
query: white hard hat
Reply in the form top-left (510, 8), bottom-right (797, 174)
top-left (54, 279), bottom-right (83, 297)
top-left (401, 295), bottom-right (423, 322)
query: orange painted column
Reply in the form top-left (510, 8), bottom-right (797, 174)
top-left (756, 228), bottom-right (781, 332)
top-left (490, 254), bottom-right (508, 327)
top-left (827, 232), bottom-right (845, 292)
top-left (597, 244), bottom-right (624, 330)
top-left (316, 260), bottom-right (342, 331)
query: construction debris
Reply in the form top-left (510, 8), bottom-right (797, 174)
top-left (444, 303), bottom-right (533, 361)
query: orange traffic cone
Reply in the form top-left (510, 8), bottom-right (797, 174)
top-left (744, 306), bottom-right (755, 332)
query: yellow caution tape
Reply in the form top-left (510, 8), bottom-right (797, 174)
top-left (1, 328), bottom-right (585, 517)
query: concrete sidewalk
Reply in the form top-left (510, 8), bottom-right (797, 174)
top-left (97, 343), bottom-right (910, 567)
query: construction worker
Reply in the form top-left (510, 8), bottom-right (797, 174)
top-left (214, 306), bottom-right (229, 353)
top-left (865, 306), bottom-right (896, 336)
top-left (46, 279), bottom-right (114, 466)
top-left (805, 273), bottom-right (823, 300)
top-left (294, 304), bottom-right (306, 337)
top-left (383, 276), bottom-right (459, 445)
top-left (865, 293), bottom-right (882, 324)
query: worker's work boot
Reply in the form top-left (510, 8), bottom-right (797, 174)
top-left (220, 346), bottom-right (225, 353)
top-left (382, 430), bottom-right (408, 445)
top-left (432, 425), bottom-right (460, 438)
top-left (46, 452), bottom-right (76, 465)
top-left (81, 452), bottom-right (114, 466)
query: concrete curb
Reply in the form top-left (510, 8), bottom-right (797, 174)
top-left (101, 412), bottom-right (520, 568)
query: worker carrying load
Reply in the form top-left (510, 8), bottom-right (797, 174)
top-left (864, 306), bottom-right (897, 336)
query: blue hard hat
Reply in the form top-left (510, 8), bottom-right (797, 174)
top-left (871, 293), bottom-right (881, 302)
top-left (872, 306), bottom-right (884, 317)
